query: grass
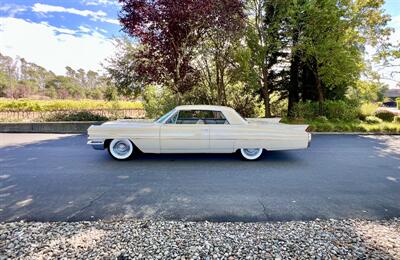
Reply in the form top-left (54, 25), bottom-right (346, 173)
top-left (0, 99), bottom-right (143, 112)
top-left (282, 118), bottom-right (400, 133)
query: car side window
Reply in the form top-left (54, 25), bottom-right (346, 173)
top-left (175, 110), bottom-right (202, 124)
top-left (203, 111), bottom-right (228, 124)
top-left (173, 110), bottom-right (228, 125)
top-left (165, 112), bottom-right (179, 124)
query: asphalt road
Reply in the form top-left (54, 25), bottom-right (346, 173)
top-left (0, 133), bottom-right (399, 222)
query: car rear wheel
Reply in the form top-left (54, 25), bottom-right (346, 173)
top-left (240, 148), bottom-right (263, 161)
top-left (108, 139), bottom-right (134, 160)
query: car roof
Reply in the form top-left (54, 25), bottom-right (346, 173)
top-left (174, 105), bottom-right (247, 125)
top-left (175, 105), bottom-right (232, 111)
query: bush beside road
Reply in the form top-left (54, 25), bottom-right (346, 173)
top-left (282, 118), bottom-right (400, 134)
top-left (285, 101), bottom-right (400, 133)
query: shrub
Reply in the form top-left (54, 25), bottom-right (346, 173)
top-left (394, 116), bottom-right (400, 124)
top-left (365, 116), bottom-right (383, 124)
top-left (324, 100), bottom-right (358, 121)
top-left (397, 98), bottom-right (400, 109)
top-left (47, 111), bottom-right (108, 121)
top-left (292, 101), bottom-right (319, 119)
top-left (375, 111), bottom-right (395, 122)
top-left (315, 116), bottom-right (328, 122)
top-left (359, 102), bottom-right (379, 120)
top-left (292, 100), bottom-right (358, 121)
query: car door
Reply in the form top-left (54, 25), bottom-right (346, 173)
top-left (207, 110), bottom-right (236, 153)
top-left (160, 110), bottom-right (210, 153)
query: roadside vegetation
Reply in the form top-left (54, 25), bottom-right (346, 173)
top-left (281, 101), bottom-right (400, 133)
top-left (0, 99), bottom-right (142, 111)
top-left (0, 0), bottom-right (399, 132)
top-left (0, 99), bottom-right (144, 122)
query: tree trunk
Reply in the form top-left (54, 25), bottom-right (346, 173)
top-left (262, 89), bottom-right (271, 118)
top-left (288, 53), bottom-right (300, 117)
top-left (215, 55), bottom-right (222, 105)
top-left (288, 28), bottom-right (300, 117)
top-left (315, 75), bottom-right (324, 115)
top-left (262, 68), bottom-right (271, 118)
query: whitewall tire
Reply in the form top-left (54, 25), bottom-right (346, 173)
top-left (108, 139), bottom-right (134, 160)
top-left (240, 148), bottom-right (263, 161)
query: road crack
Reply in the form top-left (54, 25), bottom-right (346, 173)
top-left (67, 191), bottom-right (107, 221)
top-left (257, 199), bottom-right (270, 219)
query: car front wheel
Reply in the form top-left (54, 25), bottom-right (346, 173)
top-left (240, 148), bottom-right (263, 161)
top-left (108, 139), bottom-right (134, 160)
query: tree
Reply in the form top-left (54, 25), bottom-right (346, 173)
top-left (118, 0), bottom-right (244, 101)
top-left (299, 0), bottom-right (360, 113)
top-left (105, 37), bottom-right (143, 97)
top-left (234, 0), bottom-right (291, 117)
top-left (285, 0), bottom-right (391, 116)
top-left (0, 53), bottom-right (18, 97)
top-left (196, 0), bottom-right (245, 106)
top-left (86, 70), bottom-right (99, 89)
top-left (45, 76), bottom-right (84, 99)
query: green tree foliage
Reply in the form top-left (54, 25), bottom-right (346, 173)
top-left (235, 0), bottom-right (290, 117)
top-left (104, 38), bottom-right (143, 97)
top-left (106, 0), bottom-right (393, 118)
top-left (0, 52), bottom-right (115, 100)
top-left (142, 85), bottom-right (177, 118)
top-left (348, 80), bottom-right (387, 102)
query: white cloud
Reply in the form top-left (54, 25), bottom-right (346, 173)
top-left (0, 3), bottom-right (27, 17)
top-left (100, 17), bottom-right (119, 25)
top-left (0, 17), bottom-right (115, 75)
top-left (79, 25), bottom-right (92, 33)
top-left (32, 3), bottom-right (106, 18)
top-left (31, 3), bottom-right (118, 24)
top-left (83, 0), bottom-right (120, 6)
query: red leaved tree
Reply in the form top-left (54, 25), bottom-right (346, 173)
top-left (118, 0), bottom-right (244, 98)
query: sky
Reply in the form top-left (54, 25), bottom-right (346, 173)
top-left (0, 0), bottom-right (399, 88)
top-left (0, 0), bottom-right (122, 75)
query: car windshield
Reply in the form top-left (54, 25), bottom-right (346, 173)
top-left (155, 109), bottom-right (175, 123)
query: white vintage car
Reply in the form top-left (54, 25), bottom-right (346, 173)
top-left (87, 105), bottom-right (311, 161)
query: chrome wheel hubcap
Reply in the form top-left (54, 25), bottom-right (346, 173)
top-left (243, 148), bottom-right (261, 156)
top-left (113, 141), bottom-right (129, 155)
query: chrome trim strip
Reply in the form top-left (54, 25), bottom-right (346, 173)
top-left (87, 140), bottom-right (105, 150)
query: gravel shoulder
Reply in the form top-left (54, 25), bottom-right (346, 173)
top-left (1, 218), bottom-right (399, 259)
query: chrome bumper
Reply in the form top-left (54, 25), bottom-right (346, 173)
top-left (87, 140), bottom-right (105, 150)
